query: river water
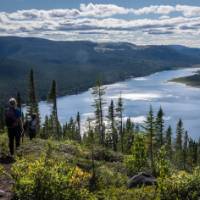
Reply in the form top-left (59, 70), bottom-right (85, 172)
top-left (39, 68), bottom-right (200, 139)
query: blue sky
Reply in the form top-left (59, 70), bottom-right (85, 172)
top-left (1, 0), bottom-right (200, 46)
top-left (1, 0), bottom-right (200, 11)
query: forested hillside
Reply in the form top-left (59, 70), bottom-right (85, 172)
top-left (1, 36), bottom-right (200, 103)
top-left (172, 71), bottom-right (200, 87)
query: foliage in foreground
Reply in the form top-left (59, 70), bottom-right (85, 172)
top-left (11, 154), bottom-right (94, 200)
top-left (0, 137), bottom-right (199, 200)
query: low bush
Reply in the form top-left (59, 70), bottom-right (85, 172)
top-left (0, 133), bottom-right (9, 157)
top-left (159, 167), bottom-right (200, 200)
top-left (11, 155), bottom-right (95, 200)
top-left (96, 165), bottom-right (127, 189)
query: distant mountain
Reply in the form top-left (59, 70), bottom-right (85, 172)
top-left (1, 36), bottom-right (200, 103)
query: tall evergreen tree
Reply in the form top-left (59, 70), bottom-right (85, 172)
top-left (48, 80), bottom-right (59, 138)
top-left (92, 80), bottom-right (106, 145)
top-left (127, 134), bottom-right (147, 173)
top-left (116, 94), bottom-right (124, 152)
top-left (183, 131), bottom-right (188, 170)
top-left (165, 125), bottom-right (172, 160)
top-left (188, 139), bottom-right (198, 167)
top-left (124, 117), bottom-right (135, 153)
top-left (75, 112), bottom-right (81, 142)
top-left (155, 107), bottom-right (164, 148)
top-left (27, 69), bottom-right (40, 123)
top-left (175, 119), bottom-right (184, 168)
top-left (16, 92), bottom-right (22, 111)
top-left (107, 100), bottom-right (117, 151)
top-left (143, 105), bottom-right (155, 172)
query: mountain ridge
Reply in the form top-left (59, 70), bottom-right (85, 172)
top-left (1, 36), bottom-right (200, 103)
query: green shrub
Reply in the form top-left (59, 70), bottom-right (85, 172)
top-left (124, 134), bottom-right (148, 175)
top-left (158, 167), bottom-right (200, 200)
top-left (0, 133), bottom-right (9, 157)
top-left (11, 155), bottom-right (95, 200)
top-left (155, 146), bottom-right (171, 178)
top-left (95, 186), bottom-right (157, 200)
top-left (96, 165), bottom-right (127, 189)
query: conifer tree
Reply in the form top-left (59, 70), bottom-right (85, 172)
top-left (126, 134), bottom-right (147, 173)
top-left (124, 117), bottom-right (134, 153)
top-left (116, 94), bottom-right (124, 152)
top-left (107, 100), bottom-right (117, 151)
top-left (48, 80), bottom-right (59, 138)
top-left (165, 125), bottom-right (172, 159)
top-left (143, 105), bottom-right (155, 172)
top-left (155, 107), bottom-right (164, 148)
top-left (75, 112), bottom-right (81, 142)
top-left (175, 119), bottom-right (184, 168)
top-left (188, 139), bottom-right (198, 167)
top-left (92, 80), bottom-right (106, 145)
top-left (16, 92), bottom-right (22, 111)
top-left (197, 138), bottom-right (200, 165)
top-left (27, 69), bottom-right (40, 126)
top-left (183, 131), bottom-right (188, 170)
top-left (41, 115), bottom-right (50, 139)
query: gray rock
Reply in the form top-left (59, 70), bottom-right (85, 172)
top-left (0, 189), bottom-right (6, 197)
top-left (128, 172), bottom-right (157, 188)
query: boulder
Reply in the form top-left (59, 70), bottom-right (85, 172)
top-left (0, 189), bottom-right (6, 197)
top-left (128, 172), bottom-right (157, 188)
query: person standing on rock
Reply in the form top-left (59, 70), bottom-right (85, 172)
top-left (5, 98), bottom-right (24, 156)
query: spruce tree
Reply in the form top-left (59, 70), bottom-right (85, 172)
top-left (27, 69), bottom-right (40, 127)
top-left (75, 112), bottom-right (81, 142)
top-left (124, 117), bottom-right (134, 153)
top-left (92, 80), bottom-right (106, 145)
top-left (143, 105), bottom-right (155, 172)
top-left (188, 139), bottom-right (198, 167)
top-left (127, 134), bottom-right (147, 173)
top-left (175, 119), bottom-right (184, 168)
top-left (107, 100), bottom-right (117, 151)
top-left (155, 107), bottom-right (164, 148)
top-left (48, 80), bottom-right (59, 139)
top-left (165, 126), bottom-right (172, 160)
top-left (116, 94), bottom-right (124, 152)
top-left (16, 92), bottom-right (22, 110)
top-left (183, 131), bottom-right (188, 170)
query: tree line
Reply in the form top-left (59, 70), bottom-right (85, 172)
top-left (0, 69), bottom-right (200, 174)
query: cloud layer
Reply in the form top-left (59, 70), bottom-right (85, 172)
top-left (1, 3), bottom-right (200, 47)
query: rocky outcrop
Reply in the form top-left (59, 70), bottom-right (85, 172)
top-left (128, 172), bottom-right (157, 188)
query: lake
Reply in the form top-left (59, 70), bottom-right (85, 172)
top-left (39, 68), bottom-right (200, 139)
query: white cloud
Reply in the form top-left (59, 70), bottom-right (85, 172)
top-left (175, 5), bottom-right (200, 17)
top-left (1, 4), bottom-right (200, 47)
top-left (133, 5), bottom-right (175, 15)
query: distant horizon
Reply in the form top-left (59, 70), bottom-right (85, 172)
top-left (1, 1), bottom-right (200, 47)
top-left (1, 35), bottom-right (199, 49)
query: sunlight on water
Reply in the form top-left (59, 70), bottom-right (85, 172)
top-left (38, 67), bottom-right (200, 139)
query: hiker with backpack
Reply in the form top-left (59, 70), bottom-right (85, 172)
top-left (28, 113), bottom-right (38, 140)
top-left (5, 98), bottom-right (24, 156)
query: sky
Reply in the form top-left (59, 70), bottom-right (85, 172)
top-left (1, 0), bottom-right (200, 47)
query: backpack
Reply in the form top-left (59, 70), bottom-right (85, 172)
top-left (29, 119), bottom-right (37, 131)
top-left (5, 108), bottom-right (18, 128)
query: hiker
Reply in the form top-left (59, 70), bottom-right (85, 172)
top-left (28, 113), bottom-right (38, 140)
top-left (5, 98), bottom-right (24, 156)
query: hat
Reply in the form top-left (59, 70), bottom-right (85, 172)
top-left (9, 98), bottom-right (17, 107)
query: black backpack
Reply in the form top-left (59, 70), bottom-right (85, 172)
top-left (5, 108), bottom-right (18, 128)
